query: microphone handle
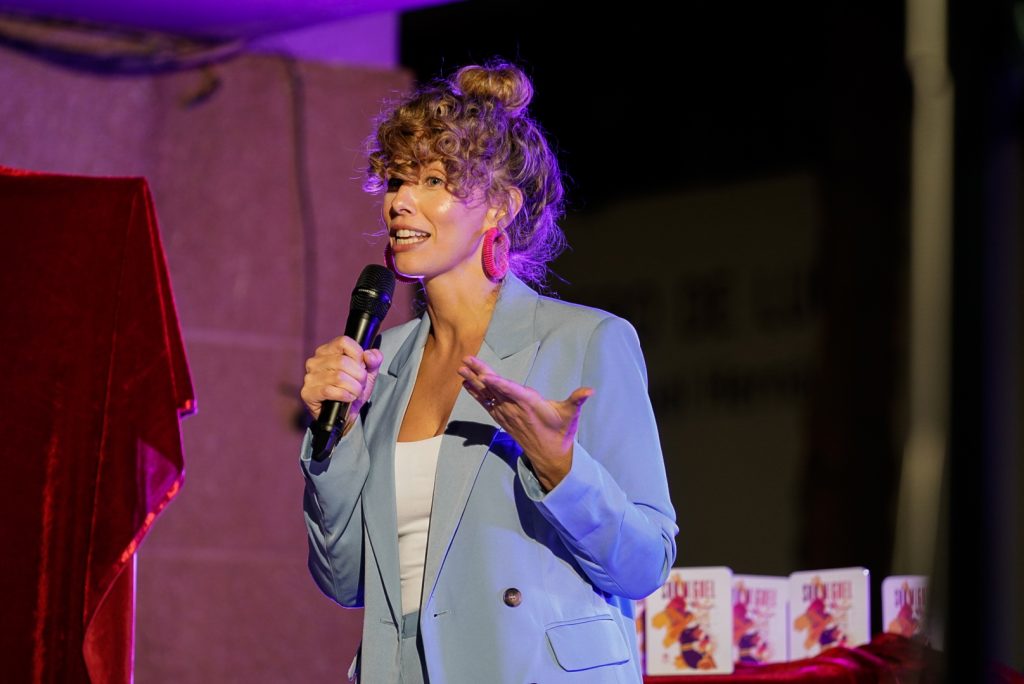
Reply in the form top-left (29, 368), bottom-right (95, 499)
top-left (310, 311), bottom-right (383, 460)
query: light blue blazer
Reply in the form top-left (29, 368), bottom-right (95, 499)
top-left (301, 273), bottom-right (678, 683)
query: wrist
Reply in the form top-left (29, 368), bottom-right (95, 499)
top-left (525, 446), bottom-right (573, 493)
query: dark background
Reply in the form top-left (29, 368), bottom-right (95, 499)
top-left (401, 2), bottom-right (874, 209)
top-left (400, 2), bottom-right (1022, 676)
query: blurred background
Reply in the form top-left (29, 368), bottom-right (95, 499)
top-left (0, 0), bottom-right (1019, 680)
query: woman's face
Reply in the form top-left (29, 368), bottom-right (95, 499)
top-left (383, 160), bottom-right (502, 282)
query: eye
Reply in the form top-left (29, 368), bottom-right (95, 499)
top-left (385, 177), bottom-right (403, 191)
top-left (425, 175), bottom-right (446, 187)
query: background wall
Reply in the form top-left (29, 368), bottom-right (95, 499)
top-left (556, 175), bottom-right (821, 576)
top-left (0, 48), bottom-right (414, 680)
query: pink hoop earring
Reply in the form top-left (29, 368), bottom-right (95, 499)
top-left (481, 227), bottom-right (509, 282)
top-left (384, 243), bottom-right (419, 283)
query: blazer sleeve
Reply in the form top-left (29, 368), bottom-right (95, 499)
top-left (516, 315), bottom-right (678, 600)
top-left (300, 420), bottom-right (370, 608)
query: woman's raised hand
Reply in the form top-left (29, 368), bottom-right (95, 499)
top-left (458, 355), bottom-right (593, 492)
top-left (301, 336), bottom-right (384, 429)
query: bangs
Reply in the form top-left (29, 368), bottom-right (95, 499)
top-left (369, 126), bottom-right (498, 202)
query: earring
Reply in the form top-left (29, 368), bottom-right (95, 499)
top-left (481, 227), bottom-right (509, 282)
top-left (384, 243), bottom-right (419, 283)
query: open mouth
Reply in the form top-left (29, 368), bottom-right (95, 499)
top-left (392, 228), bottom-right (430, 245)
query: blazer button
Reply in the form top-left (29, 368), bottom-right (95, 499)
top-left (502, 587), bottom-right (522, 607)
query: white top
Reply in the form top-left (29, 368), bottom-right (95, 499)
top-left (394, 434), bottom-right (443, 616)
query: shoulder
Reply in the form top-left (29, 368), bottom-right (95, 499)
top-left (490, 273), bottom-right (640, 356)
top-left (531, 291), bottom-right (641, 350)
top-left (518, 289), bottom-right (647, 387)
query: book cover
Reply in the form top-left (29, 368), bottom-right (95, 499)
top-left (789, 567), bottom-right (871, 659)
top-left (732, 575), bottom-right (789, 664)
top-left (645, 566), bottom-right (734, 675)
top-left (881, 575), bottom-right (928, 638)
top-left (635, 597), bottom-right (646, 674)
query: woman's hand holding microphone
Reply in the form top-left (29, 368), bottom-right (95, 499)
top-left (301, 336), bottom-right (384, 437)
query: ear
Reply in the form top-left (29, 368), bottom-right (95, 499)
top-left (489, 187), bottom-right (524, 229)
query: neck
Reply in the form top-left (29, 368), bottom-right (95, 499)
top-left (422, 268), bottom-right (502, 352)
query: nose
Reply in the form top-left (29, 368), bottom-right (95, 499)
top-left (389, 181), bottom-right (415, 215)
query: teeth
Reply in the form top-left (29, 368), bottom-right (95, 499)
top-left (393, 228), bottom-right (429, 245)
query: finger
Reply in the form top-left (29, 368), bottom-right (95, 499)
top-left (302, 372), bottom-right (360, 404)
top-left (462, 355), bottom-right (495, 377)
top-left (316, 335), bottom-right (362, 357)
top-left (456, 364), bottom-right (487, 392)
top-left (566, 387), bottom-right (595, 408)
top-left (307, 358), bottom-right (366, 399)
top-left (461, 377), bottom-right (505, 410)
top-left (461, 381), bottom-right (489, 406)
top-left (462, 383), bottom-right (501, 415)
top-left (310, 336), bottom-right (364, 372)
top-left (299, 385), bottom-right (321, 414)
top-left (459, 373), bottom-right (493, 401)
top-left (554, 387), bottom-right (594, 421)
top-left (315, 336), bottom-right (363, 367)
top-left (321, 381), bottom-right (360, 403)
top-left (461, 372), bottom-right (520, 412)
top-left (307, 352), bottom-right (338, 373)
top-left (461, 357), bottom-right (514, 394)
top-left (476, 372), bottom-right (535, 406)
top-left (363, 348), bottom-right (384, 374)
top-left (336, 336), bottom-right (366, 360)
top-left (336, 354), bottom-right (368, 385)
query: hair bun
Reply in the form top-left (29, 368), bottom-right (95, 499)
top-left (453, 61), bottom-right (533, 117)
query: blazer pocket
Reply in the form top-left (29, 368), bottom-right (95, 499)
top-left (545, 615), bottom-right (631, 672)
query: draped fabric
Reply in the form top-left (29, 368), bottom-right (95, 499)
top-left (644, 633), bottom-right (1023, 683)
top-left (0, 167), bottom-right (194, 683)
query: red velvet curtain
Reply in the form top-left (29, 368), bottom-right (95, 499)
top-left (0, 167), bottom-right (194, 682)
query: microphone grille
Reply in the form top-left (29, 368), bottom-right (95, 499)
top-left (350, 264), bottom-right (396, 318)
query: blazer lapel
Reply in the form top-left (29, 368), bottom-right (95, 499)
top-left (421, 274), bottom-right (541, 609)
top-left (363, 314), bottom-right (431, 623)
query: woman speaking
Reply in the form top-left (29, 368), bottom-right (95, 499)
top-left (299, 60), bottom-right (677, 683)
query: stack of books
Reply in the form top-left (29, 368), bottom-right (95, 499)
top-left (640, 566), bottom-right (928, 676)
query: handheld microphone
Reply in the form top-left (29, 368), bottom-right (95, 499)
top-left (311, 264), bottom-right (396, 460)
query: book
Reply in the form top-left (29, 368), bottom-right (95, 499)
top-left (789, 567), bottom-right (871, 659)
top-left (635, 597), bottom-right (646, 674)
top-left (732, 575), bottom-right (789, 664)
top-left (881, 575), bottom-right (928, 638)
top-left (645, 566), bottom-right (734, 675)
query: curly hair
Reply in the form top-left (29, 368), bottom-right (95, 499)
top-left (365, 60), bottom-right (566, 286)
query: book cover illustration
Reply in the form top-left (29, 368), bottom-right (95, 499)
top-left (789, 567), bottom-right (871, 659)
top-left (645, 566), bottom-right (734, 675)
top-left (881, 575), bottom-right (928, 638)
top-left (636, 597), bottom-right (646, 674)
top-left (732, 575), bottom-right (789, 664)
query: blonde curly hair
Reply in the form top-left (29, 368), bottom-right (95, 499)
top-left (365, 59), bottom-right (566, 286)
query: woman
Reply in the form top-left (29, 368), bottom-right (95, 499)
top-left (299, 60), bottom-right (677, 683)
